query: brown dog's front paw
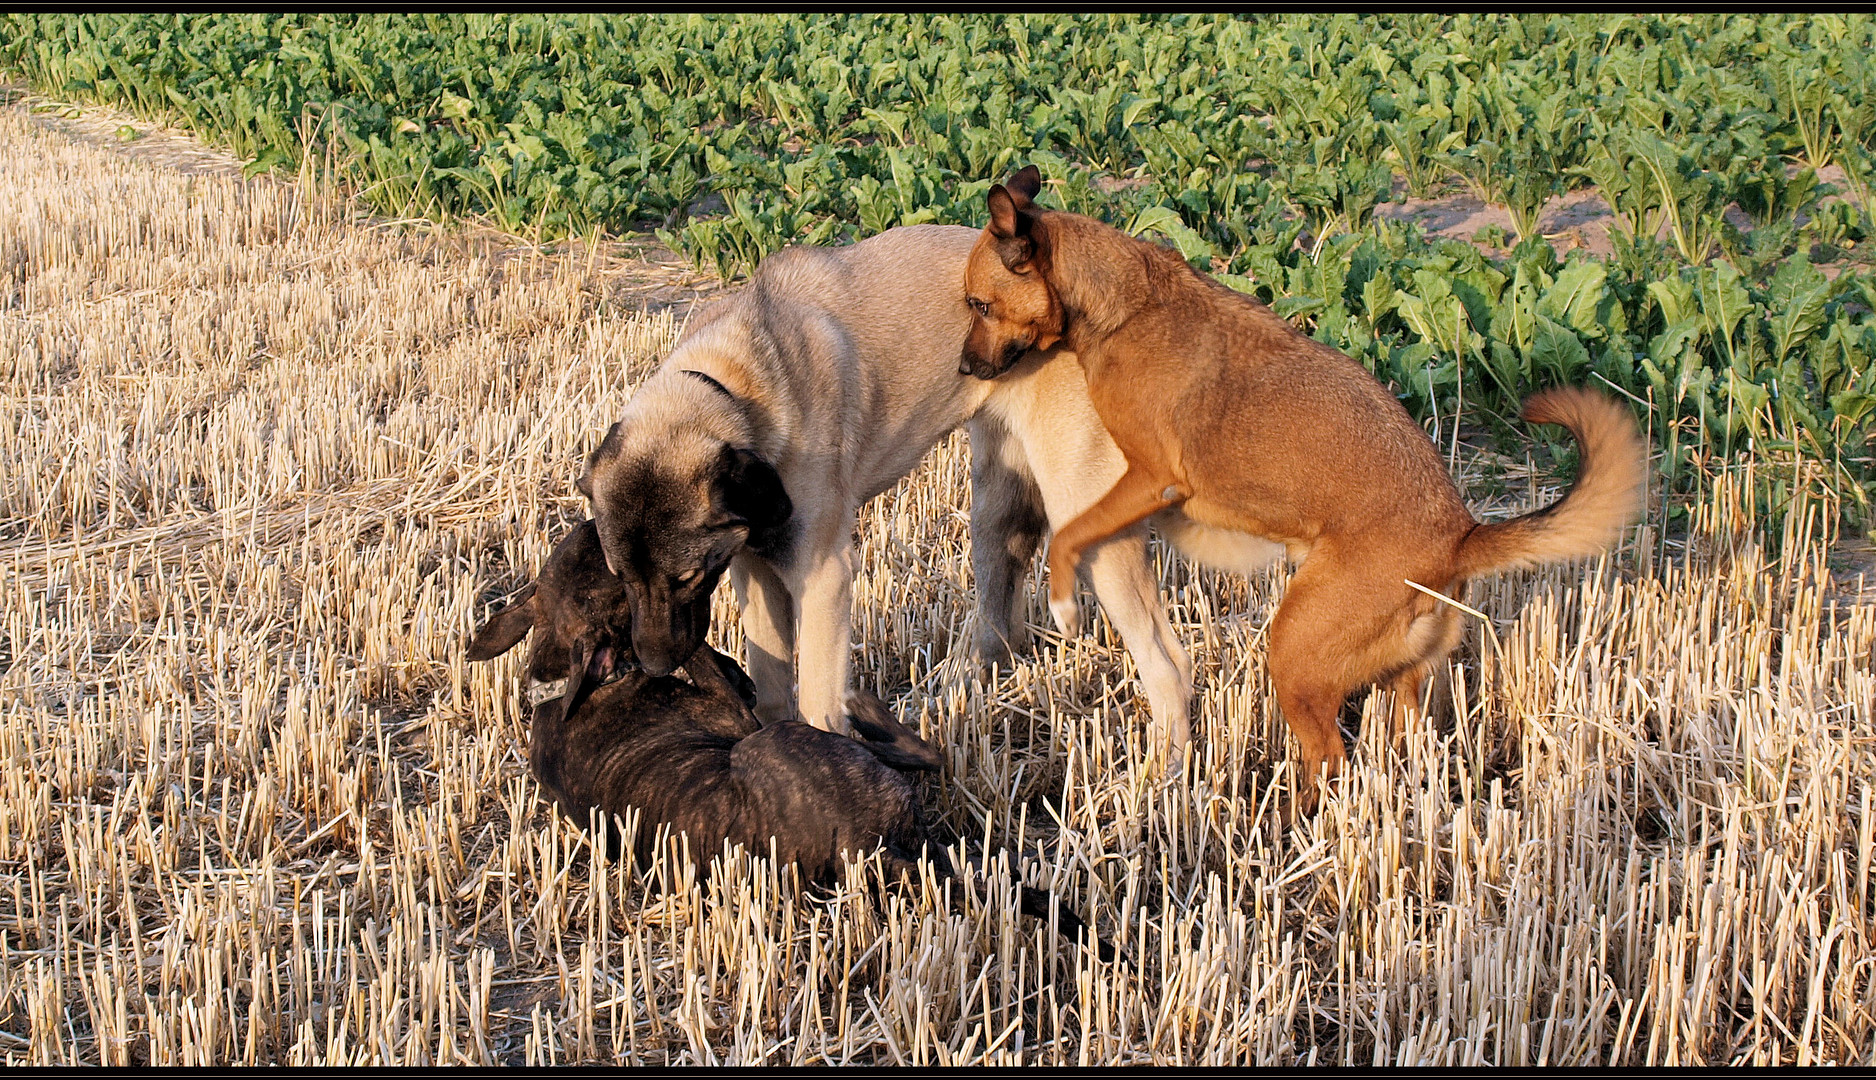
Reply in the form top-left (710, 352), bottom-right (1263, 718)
top-left (1048, 590), bottom-right (1083, 638)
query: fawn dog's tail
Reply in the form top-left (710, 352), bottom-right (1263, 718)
top-left (1454, 388), bottom-right (1648, 578)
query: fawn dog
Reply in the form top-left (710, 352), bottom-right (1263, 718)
top-left (960, 167), bottom-right (1648, 804)
top-left (582, 224), bottom-right (1271, 752)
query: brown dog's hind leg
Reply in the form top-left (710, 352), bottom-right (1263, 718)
top-left (1266, 580), bottom-right (1354, 815)
top-left (1387, 599), bottom-right (1466, 745)
top-left (1267, 552), bottom-right (1428, 813)
top-left (1269, 671), bottom-right (1348, 816)
top-left (1046, 463), bottom-right (1186, 635)
top-left (1385, 665), bottom-right (1427, 744)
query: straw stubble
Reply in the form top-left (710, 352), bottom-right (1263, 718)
top-left (0, 106), bottom-right (1871, 1066)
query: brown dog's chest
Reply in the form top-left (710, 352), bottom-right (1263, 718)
top-left (1077, 347), bottom-right (1191, 480)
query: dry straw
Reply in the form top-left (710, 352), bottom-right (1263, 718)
top-left (1, 105), bottom-right (1872, 1065)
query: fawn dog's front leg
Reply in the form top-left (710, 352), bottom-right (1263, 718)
top-left (1046, 463), bottom-right (1187, 634)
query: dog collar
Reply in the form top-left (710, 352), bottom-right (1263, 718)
top-left (680, 369), bottom-right (736, 402)
top-left (526, 678), bottom-right (568, 708)
top-left (524, 657), bottom-right (640, 709)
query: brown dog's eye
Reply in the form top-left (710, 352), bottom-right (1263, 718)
top-left (968, 298), bottom-right (990, 317)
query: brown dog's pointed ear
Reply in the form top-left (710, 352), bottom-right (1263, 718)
top-left (467, 583), bottom-right (538, 661)
top-left (987, 184), bottom-right (1038, 272)
top-left (987, 184), bottom-right (1022, 239)
top-left (1005, 165), bottom-right (1042, 206)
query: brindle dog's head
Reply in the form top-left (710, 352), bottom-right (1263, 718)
top-left (961, 165), bottom-right (1062, 379)
top-left (580, 421), bottom-right (789, 677)
top-left (466, 520), bottom-right (657, 726)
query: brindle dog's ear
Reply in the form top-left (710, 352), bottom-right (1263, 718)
top-left (467, 583), bottom-right (538, 661)
top-left (847, 690), bottom-right (943, 773)
top-left (719, 446), bottom-right (791, 530)
top-left (557, 638), bottom-right (622, 729)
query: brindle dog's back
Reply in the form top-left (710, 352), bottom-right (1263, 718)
top-left (531, 675), bottom-right (933, 878)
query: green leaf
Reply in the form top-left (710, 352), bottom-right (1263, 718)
top-left (1723, 368), bottom-right (1771, 435)
top-left (1120, 95), bottom-right (1161, 130)
top-left (1397, 270), bottom-right (1473, 358)
top-left (1693, 260), bottom-right (1753, 364)
top-left (1526, 315), bottom-right (1590, 384)
top-left (1272, 295), bottom-right (1325, 321)
top-left (1126, 205), bottom-right (1214, 263)
top-left (1361, 274), bottom-right (1398, 321)
top-left (1766, 257), bottom-right (1830, 361)
top-left (1536, 260), bottom-right (1609, 339)
top-left (1126, 205), bottom-right (1186, 239)
top-left (1647, 318), bottom-right (1704, 372)
top-left (1646, 276), bottom-right (1696, 328)
top-left (438, 90), bottom-right (473, 122)
top-left (1830, 391), bottom-right (1876, 429)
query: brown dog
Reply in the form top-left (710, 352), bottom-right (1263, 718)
top-left (961, 166), bottom-right (1647, 804)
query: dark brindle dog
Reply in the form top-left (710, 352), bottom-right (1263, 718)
top-left (469, 521), bottom-right (1110, 957)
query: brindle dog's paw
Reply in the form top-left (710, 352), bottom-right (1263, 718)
top-left (847, 690), bottom-right (943, 774)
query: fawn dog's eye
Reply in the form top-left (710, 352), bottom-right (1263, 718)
top-left (968, 298), bottom-right (990, 317)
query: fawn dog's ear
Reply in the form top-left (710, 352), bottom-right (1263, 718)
top-left (467, 583), bottom-right (538, 660)
top-left (578, 422), bottom-right (623, 500)
top-left (716, 445), bottom-right (792, 531)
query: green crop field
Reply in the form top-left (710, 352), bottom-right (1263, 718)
top-left (5, 13), bottom-right (1874, 529)
top-left (2, 14), bottom-right (1874, 1066)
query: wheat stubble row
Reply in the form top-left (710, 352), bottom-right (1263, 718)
top-left (0, 107), bottom-right (1871, 1065)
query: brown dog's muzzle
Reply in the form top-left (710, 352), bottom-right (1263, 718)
top-left (959, 326), bottom-right (1030, 380)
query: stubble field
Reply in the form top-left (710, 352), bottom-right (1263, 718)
top-left (2, 104), bottom-right (1874, 1065)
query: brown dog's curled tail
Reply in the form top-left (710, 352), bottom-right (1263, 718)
top-left (1454, 387), bottom-right (1648, 578)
